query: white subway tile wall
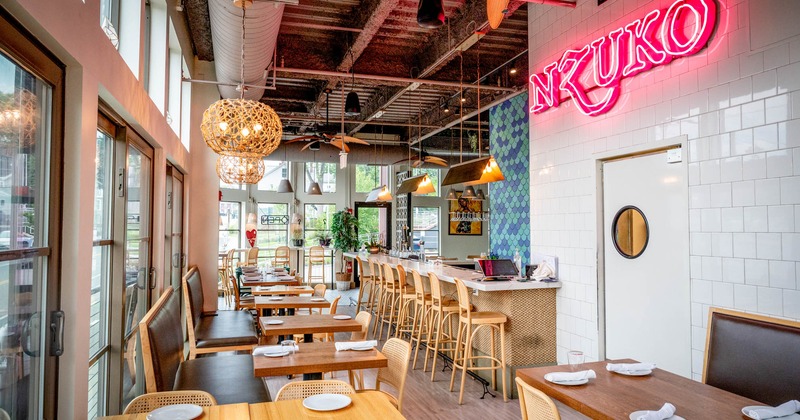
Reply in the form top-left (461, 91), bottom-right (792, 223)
top-left (528, 0), bottom-right (800, 378)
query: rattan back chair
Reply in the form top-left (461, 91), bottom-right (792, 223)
top-left (307, 246), bottom-right (326, 284)
top-left (352, 311), bottom-right (372, 340)
top-left (515, 377), bottom-right (560, 420)
top-left (274, 380), bottom-right (355, 401)
top-left (371, 337), bottom-right (412, 412)
top-left (123, 391), bottom-right (217, 414)
top-left (274, 246), bottom-right (290, 268)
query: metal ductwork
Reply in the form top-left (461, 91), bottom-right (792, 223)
top-left (265, 142), bottom-right (480, 165)
top-left (208, 0), bottom-right (284, 100)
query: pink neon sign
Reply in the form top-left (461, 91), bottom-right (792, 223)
top-left (529, 0), bottom-right (717, 116)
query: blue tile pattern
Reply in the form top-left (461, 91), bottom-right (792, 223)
top-left (489, 94), bottom-right (530, 265)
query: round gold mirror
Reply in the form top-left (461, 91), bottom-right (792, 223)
top-left (612, 206), bottom-right (649, 259)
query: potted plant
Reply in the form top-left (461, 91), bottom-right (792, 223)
top-left (290, 223), bottom-right (304, 247)
top-left (364, 234), bottom-right (382, 254)
top-left (330, 208), bottom-right (359, 290)
top-left (316, 231), bottom-right (332, 247)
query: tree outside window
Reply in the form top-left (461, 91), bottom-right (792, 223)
top-left (305, 162), bottom-right (336, 193)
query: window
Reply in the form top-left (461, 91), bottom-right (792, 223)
top-left (100, 0), bottom-right (120, 48)
top-left (167, 21), bottom-right (181, 134)
top-left (146, 0), bottom-right (167, 113)
top-left (412, 167), bottom-right (439, 197)
top-left (256, 203), bottom-right (288, 249)
top-left (355, 164), bottom-right (387, 193)
top-left (220, 179), bottom-right (245, 190)
top-left (304, 203), bottom-right (335, 244)
top-left (413, 207), bottom-right (439, 256)
top-left (258, 161), bottom-right (288, 191)
top-left (219, 201), bottom-right (241, 252)
top-left (89, 125), bottom-right (114, 418)
top-left (305, 162), bottom-right (336, 193)
top-left (180, 58), bottom-right (191, 150)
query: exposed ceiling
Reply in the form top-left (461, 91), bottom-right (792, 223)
top-left (183, 0), bottom-right (556, 161)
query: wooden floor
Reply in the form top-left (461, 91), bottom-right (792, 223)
top-left (245, 292), bottom-right (585, 420)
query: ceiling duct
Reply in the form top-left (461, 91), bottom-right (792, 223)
top-left (208, 0), bottom-right (284, 100)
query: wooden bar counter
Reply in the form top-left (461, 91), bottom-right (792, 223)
top-left (344, 252), bottom-right (561, 368)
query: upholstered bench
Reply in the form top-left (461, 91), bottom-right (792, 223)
top-left (183, 266), bottom-right (259, 359)
top-left (139, 287), bottom-right (270, 404)
top-left (703, 307), bottom-right (800, 406)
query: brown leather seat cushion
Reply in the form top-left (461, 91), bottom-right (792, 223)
top-left (173, 354), bottom-right (271, 404)
top-left (145, 289), bottom-right (184, 392)
top-left (706, 311), bottom-right (800, 406)
top-left (195, 311), bottom-right (259, 348)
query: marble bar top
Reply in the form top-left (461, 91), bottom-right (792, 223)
top-left (343, 252), bottom-right (561, 292)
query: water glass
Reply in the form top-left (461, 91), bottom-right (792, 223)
top-left (567, 350), bottom-right (584, 370)
top-left (281, 339), bottom-right (296, 354)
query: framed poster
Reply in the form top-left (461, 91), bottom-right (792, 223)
top-left (449, 192), bottom-right (482, 235)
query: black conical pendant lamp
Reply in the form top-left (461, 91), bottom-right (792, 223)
top-left (345, 48), bottom-right (361, 116)
top-left (417, 0), bottom-right (444, 28)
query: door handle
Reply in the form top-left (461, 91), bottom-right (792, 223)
top-left (172, 253), bottom-right (180, 268)
top-left (49, 311), bottom-right (64, 357)
top-left (149, 267), bottom-right (157, 290)
top-left (21, 312), bottom-right (41, 357)
top-left (181, 253), bottom-right (186, 268)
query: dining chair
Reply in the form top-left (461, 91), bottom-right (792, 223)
top-left (229, 275), bottom-right (257, 313)
top-left (123, 390), bottom-right (217, 414)
top-left (307, 246), bottom-right (326, 284)
top-left (274, 380), bottom-right (355, 401)
top-left (515, 377), bottom-right (560, 420)
top-left (218, 249), bottom-right (236, 307)
top-left (357, 338), bottom-right (411, 412)
top-left (274, 245), bottom-right (290, 268)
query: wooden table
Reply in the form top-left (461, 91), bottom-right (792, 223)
top-left (249, 391), bottom-right (406, 419)
top-left (255, 295), bottom-right (330, 312)
top-left (100, 402), bottom-right (250, 419)
top-left (241, 277), bottom-right (301, 287)
top-left (516, 359), bottom-right (762, 419)
top-left (253, 341), bottom-right (386, 380)
top-left (259, 314), bottom-right (362, 342)
top-left (252, 285), bottom-right (314, 296)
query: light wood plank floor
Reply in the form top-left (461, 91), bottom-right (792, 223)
top-left (252, 294), bottom-right (585, 420)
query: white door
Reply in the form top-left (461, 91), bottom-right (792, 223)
top-left (603, 150), bottom-right (691, 377)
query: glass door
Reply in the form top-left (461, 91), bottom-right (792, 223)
top-left (0, 11), bottom-right (64, 419)
top-left (164, 165), bottom-right (184, 290)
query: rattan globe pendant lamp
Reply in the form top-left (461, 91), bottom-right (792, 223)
top-left (417, 0), bottom-right (445, 28)
top-left (216, 151), bottom-right (266, 184)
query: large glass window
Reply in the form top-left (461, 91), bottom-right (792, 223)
top-left (257, 161), bottom-right (288, 191)
top-left (256, 203), bottom-right (288, 249)
top-left (304, 203), bottom-right (334, 244)
top-left (413, 207), bottom-right (439, 257)
top-left (305, 162), bottom-right (336, 193)
top-left (88, 126), bottom-right (114, 419)
top-left (100, 0), bottom-right (120, 48)
top-left (219, 179), bottom-right (245, 190)
top-left (412, 167), bottom-right (439, 197)
top-left (219, 202), bottom-right (241, 252)
top-left (355, 164), bottom-right (387, 193)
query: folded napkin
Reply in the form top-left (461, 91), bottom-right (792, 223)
top-left (244, 274), bottom-right (262, 279)
top-left (543, 370), bottom-right (597, 382)
top-left (607, 362), bottom-right (656, 372)
top-left (253, 345), bottom-right (297, 356)
top-left (635, 403), bottom-right (676, 420)
top-left (335, 340), bottom-right (378, 351)
top-left (746, 400), bottom-right (800, 420)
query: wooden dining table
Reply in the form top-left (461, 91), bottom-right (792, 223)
top-left (255, 295), bottom-right (331, 312)
top-left (515, 359), bottom-right (763, 419)
top-left (259, 314), bottom-right (363, 342)
top-left (101, 392), bottom-right (405, 419)
top-left (253, 341), bottom-right (386, 380)
top-left (252, 285), bottom-right (314, 296)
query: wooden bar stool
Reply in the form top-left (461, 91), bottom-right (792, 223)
top-left (273, 245), bottom-right (290, 268)
top-left (307, 246), bottom-right (326, 284)
top-left (394, 264), bottom-right (417, 340)
top-left (369, 260), bottom-right (384, 338)
top-left (355, 256), bottom-right (376, 314)
top-left (449, 277), bottom-right (508, 404)
top-left (424, 272), bottom-right (461, 380)
top-left (376, 263), bottom-right (401, 341)
top-left (408, 270), bottom-right (433, 369)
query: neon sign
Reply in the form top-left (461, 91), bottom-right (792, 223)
top-left (529, 0), bottom-right (717, 116)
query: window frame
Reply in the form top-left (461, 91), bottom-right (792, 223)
top-left (412, 206), bottom-right (440, 257)
top-left (305, 162), bottom-right (337, 193)
top-left (255, 202), bottom-right (289, 250)
top-left (219, 201), bottom-right (242, 252)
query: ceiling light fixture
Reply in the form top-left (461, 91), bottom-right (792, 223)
top-left (344, 47), bottom-right (361, 116)
top-left (445, 188), bottom-right (458, 200)
top-left (417, 0), bottom-right (445, 28)
top-left (475, 188), bottom-right (486, 200)
top-left (216, 151), bottom-right (266, 185)
top-left (509, 67), bottom-right (518, 75)
top-left (461, 185), bottom-right (477, 199)
top-left (366, 185), bottom-right (393, 202)
top-left (277, 143), bottom-right (294, 192)
top-left (396, 174), bottom-right (435, 195)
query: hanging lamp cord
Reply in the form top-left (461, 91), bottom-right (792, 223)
top-left (239, 5), bottom-right (247, 100)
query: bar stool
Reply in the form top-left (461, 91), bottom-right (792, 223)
top-left (424, 272), bottom-right (462, 380)
top-left (394, 264), bottom-right (417, 339)
top-left (307, 246), bottom-right (326, 284)
top-left (408, 270), bottom-right (433, 369)
top-left (274, 246), bottom-right (290, 268)
top-left (355, 256), bottom-right (376, 314)
top-left (449, 277), bottom-right (508, 404)
top-left (237, 247), bottom-right (259, 267)
top-left (369, 260), bottom-right (384, 338)
top-left (376, 263), bottom-right (401, 341)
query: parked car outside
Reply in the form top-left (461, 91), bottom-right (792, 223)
top-left (0, 230), bottom-right (34, 250)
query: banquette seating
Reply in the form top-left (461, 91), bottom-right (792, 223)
top-left (182, 266), bottom-right (259, 359)
top-left (703, 307), bottom-right (800, 406)
top-left (138, 287), bottom-right (270, 404)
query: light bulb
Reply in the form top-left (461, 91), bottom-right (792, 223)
top-left (254, 123), bottom-right (262, 132)
top-left (219, 121), bottom-right (228, 131)
top-left (490, 159), bottom-right (498, 168)
top-left (241, 127), bottom-right (250, 137)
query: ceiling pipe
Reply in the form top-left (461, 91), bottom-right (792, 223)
top-left (278, 114), bottom-right (444, 129)
top-left (275, 67), bottom-right (517, 92)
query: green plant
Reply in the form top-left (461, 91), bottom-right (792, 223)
top-left (331, 208), bottom-right (359, 272)
top-left (290, 224), bottom-right (303, 240)
top-left (364, 234), bottom-right (381, 248)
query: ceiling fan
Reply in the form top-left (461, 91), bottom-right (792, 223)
top-left (285, 89), bottom-right (369, 152)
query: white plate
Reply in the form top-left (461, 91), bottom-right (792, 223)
top-left (147, 404), bottom-right (203, 420)
top-left (264, 320), bottom-right (284, 325)
top-left (629, 411), bottom-right (684, 420)
top-left (545, 377), bottom-right (588, 386)
top-left (333, 315), bottom-right (352, 320)
top-left (311, 298), bottom-right (326, 302)
top-left (302, 394), bottom-right (352, 412)
top-left (269, 297), bottom-right (283, 301)
top-left (742, 406), bottom-right (800, 420)
top-left (614, 369), bottom-right (652, 376)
